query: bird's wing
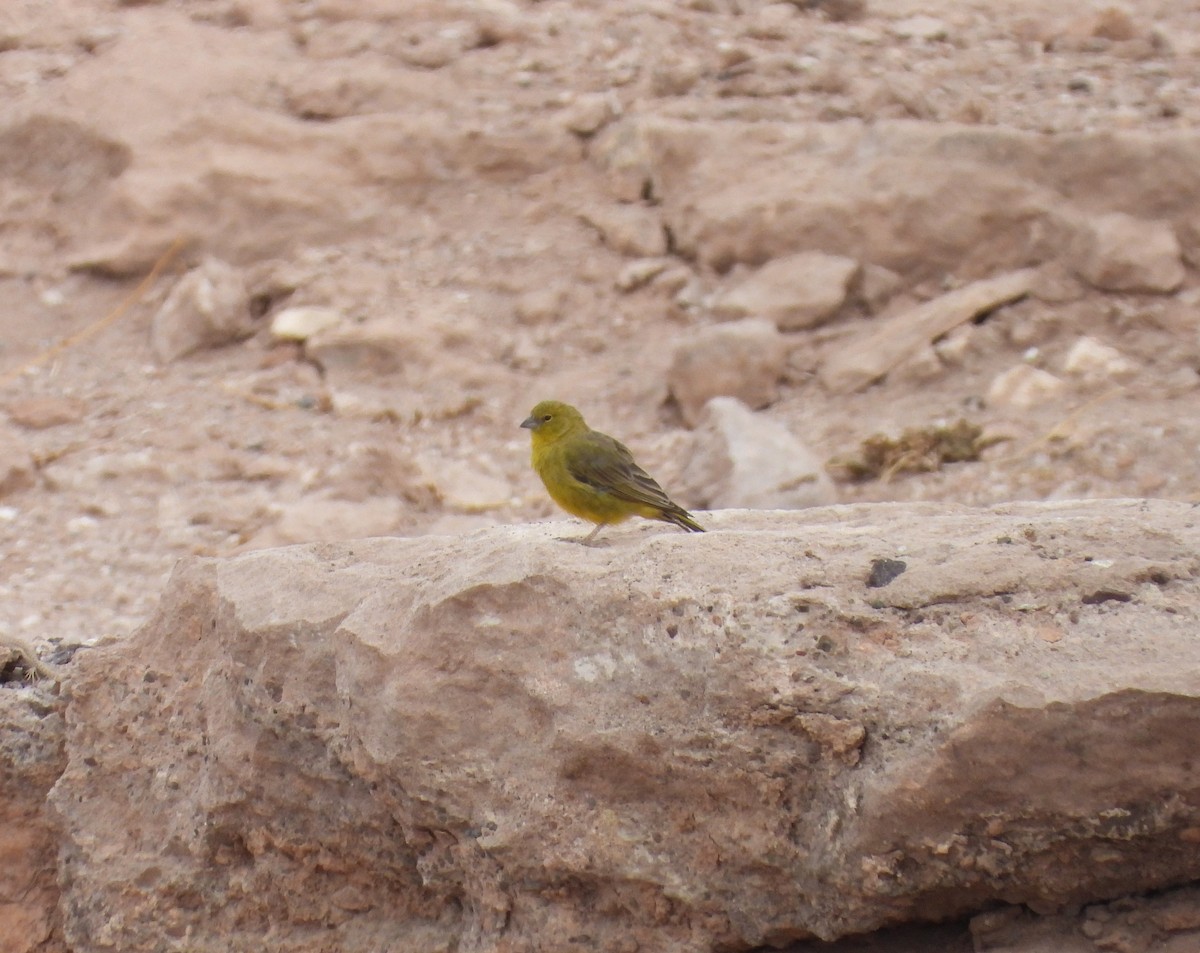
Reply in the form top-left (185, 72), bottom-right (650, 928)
top-left (563, 431), bottom-right (679, 510)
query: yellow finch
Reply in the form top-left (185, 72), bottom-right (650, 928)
top-left (521, 400), bottom-right (705, 543)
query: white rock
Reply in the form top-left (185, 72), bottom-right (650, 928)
top-left (987, 365), bottom-right (1066, 409)
top-left (1062, 336), bottom-right (1137, 381)
top-left (270, 307), bottom-right (343, 342)
top-left (713, 251), bottom-right (860, 331)
top-left (682, 397), bottom-right (837, 509)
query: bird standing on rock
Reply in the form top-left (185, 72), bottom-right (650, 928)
top-left (521, 400), bottom-right (705, 544)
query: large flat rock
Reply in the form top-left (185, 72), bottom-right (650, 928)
top-left (49, 501), bottom-right (1200, 952)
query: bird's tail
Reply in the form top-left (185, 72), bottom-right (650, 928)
top-left (662, 506), bottom-right (705, 533)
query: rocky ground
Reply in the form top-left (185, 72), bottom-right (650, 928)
top-left (1, 0), bottom-right (1200, 950)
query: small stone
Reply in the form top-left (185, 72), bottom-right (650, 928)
top-left (712, 251), bottom-right (860, 331)
top-left (1090, 6), bottom-right (1140, 42)
top-left (1073, 213), bottom-right (1185, 294)
top-left (6, 396), bottom-right (86, 429)
top-left (674, 278), bottom-right (708, 315)
top-left (680, 397), bottom-right (838, 508)
top-left (1161, 367), bottom-right (1200, 396)
top-left (395, 30), bottom-right (464, 70)
top-left (654, 266), bottom-right (693, 297)
top-left (867, 558), bottom-right (907, 588)
top-left (615, 259), bottom-right (669, 293)
top-left (649, 51), bottom-right (704, 96)
top-left (151, 258), bottom-right (254, 363)
top-left (892, 344), bottom-right (944, 384)
top-left (668, 319), bottom-right (787, 426)
top-left (562, 93), bottom-right (616, 136)
top-left (746, 5), bottom-right (797, 41)
top-left (857, 263), bottom-right (904, 314)
top-left (471, 0), bottom-right (525, 45)
top-left (987, 365), bottom-right (1066, 409)
top-left (270, 307), bottom-right (342, 343)
top-left (579, 204), bottom-right (668, 258)
top-left (808, 0), bottom-right (868, 22)
top-left (515, 286), bottom-right (568, 325)
top-left (933, 325), bottom-right (972, 366)
top-left (1062, 336), bottom-right (1137, 381)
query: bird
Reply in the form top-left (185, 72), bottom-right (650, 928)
top-left (520, 400), bottom-right (705, 544)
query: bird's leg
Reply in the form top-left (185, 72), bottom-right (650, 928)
top-left (580, 522), bottom-right (607, 544)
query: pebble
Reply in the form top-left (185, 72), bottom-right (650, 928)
top-left (270, 307), bottom-right (343, 343)
top-left (987, 365), bottom-right (1066, 409)
top-left (562, 93), bottom-right (617, 136)
top-left (1062, 336), bottom-right (1136, 381)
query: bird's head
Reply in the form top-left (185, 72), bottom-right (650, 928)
top-left (521, 400), bottom-right (586, 444)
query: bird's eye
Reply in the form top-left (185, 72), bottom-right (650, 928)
top-left (543, 414), bottom-right (552, 421)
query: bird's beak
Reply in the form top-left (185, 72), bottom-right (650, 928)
top-left (520, 415), bottom-right (538, 430)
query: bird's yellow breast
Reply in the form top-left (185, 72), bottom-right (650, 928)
top-left (531, 436), bottom-right (640, 525)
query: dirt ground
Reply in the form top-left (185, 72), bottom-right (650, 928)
top-left (1, 0), bottom-right (1199, 660)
